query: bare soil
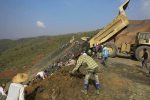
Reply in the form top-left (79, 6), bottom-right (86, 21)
top-left (25, 57), bottom-right (150, 100)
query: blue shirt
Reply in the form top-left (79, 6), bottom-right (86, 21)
top-left (102, 48), bottom-right (109, 57)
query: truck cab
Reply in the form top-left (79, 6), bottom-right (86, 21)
top-left (135, 32), bottom-right (150, 60)
top-left (137, 32), bottom-right (150, 45)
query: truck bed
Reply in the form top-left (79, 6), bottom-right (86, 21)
top-left (89, 0), bottom-right (130, 47)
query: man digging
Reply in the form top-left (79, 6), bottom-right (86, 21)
top-left (70, 51), bottom-right (101, 95)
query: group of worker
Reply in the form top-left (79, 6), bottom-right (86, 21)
top-left (85, 43), bottom-right (109, 66)
top-left (0, 43), bottom-right (109, 100)
top-left (0, 67), bottom-right (60, 100)
top-left (1, 42), bottom-right (150, 100)
top-left (69, 43), bottom-right (110, 95)
top-left (0, 53), bottom-right (77, 100)
top-left (70, 43), bottom-right (150, 96)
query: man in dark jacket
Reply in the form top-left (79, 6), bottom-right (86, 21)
top-left (142, 48), bottom-right (148, 69)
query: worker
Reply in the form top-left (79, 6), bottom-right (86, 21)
top-left (92, 44), bottom-right (96, 57)
top-left (142, 48), bottom-right (148, 69)
top-left (70, 52), bottom-right (100, 95)
top-left (0, 83), bottom-right (6, 100)
top-left (102, 46), bottom-right (109, 66)
top-left (6, 73), bottom-right (28, 100)
top-left (97, 44), bottom-right (103, 59)
top-left (36, 70), bottom-right (48, 80)
top-left (141, 48), bottom-right (150, 77)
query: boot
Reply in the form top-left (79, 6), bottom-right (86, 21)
top-left (95, 83), bottom-right (100, 95)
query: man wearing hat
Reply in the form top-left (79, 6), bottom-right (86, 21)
top-left (6, 73), bottom-right (28, 100)
top-left (70, 52), bottom-right (101, 95)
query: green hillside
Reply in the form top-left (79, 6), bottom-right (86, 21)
top-left (0, 35), bottom-right (74, 72)
top-left (0, 30), bottom-right (99, 84)
top-left (0, 39), bottom-right (17, 53)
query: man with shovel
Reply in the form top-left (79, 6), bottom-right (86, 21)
top-left (70, 52), bottom-right (100, 95)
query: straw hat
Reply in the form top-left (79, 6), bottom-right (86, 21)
top-left (12, 73), bottom-right (28, 83)
top-left (81, 37), bottom-right (89, 41)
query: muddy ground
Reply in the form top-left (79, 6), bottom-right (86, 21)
top-left (25, 57), bottom-right (150, 100)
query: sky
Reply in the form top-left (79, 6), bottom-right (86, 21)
top-left (0, 0), bottom-right (150, 39)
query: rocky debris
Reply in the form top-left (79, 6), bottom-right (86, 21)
top-left (25, 57), bottom-right (150, 100)
top-left (115, 20), bottom-right (150, 45)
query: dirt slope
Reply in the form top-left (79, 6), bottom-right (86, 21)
top-left (25, 57), bottom-right (150, 100)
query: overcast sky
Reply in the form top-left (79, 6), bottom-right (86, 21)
top-left (0, 0), bottom-right (150, 39)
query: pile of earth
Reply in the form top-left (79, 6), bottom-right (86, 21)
top-left (116, 19), bottom-right (150, 44)
top-left (25, 57), bottom-right (150, 100)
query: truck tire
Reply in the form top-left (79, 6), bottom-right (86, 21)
top-left (135, 46), bottom-right (150, 61)
top-left (105, 43), bottom-right (118, 57)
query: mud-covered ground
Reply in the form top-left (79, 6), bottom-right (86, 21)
top-left (25, 57), bottom-right (150, 100)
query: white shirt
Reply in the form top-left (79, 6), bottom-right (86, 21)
top-left (36, 71), bottom-right (45, 79)
top-left (0, 86), bottom-right (6, 96)
top-left (6, 83), bottom-right (25, 100)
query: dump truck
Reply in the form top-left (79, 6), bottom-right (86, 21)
top-left (88, 0), bottom-right (150, 61)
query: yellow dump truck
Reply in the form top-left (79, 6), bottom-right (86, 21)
top-left (88, 0), bottom-right (150, 60)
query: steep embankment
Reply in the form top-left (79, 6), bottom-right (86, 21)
top-left (0, 35), bottom-right (73, 83)
top-left (115, 19), bottom-right (150, 44)
top-left (0, 30), bottom-right (98, 84)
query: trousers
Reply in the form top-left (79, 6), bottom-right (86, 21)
top-left (84, 67), bottom-right (100, 90)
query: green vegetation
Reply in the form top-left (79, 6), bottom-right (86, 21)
top-left (0, 35), bottom-right (73, 72)
top-left (0, 39), bottom-right (17, 53)
top-left (0, 30), bottom-right (99, 84)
